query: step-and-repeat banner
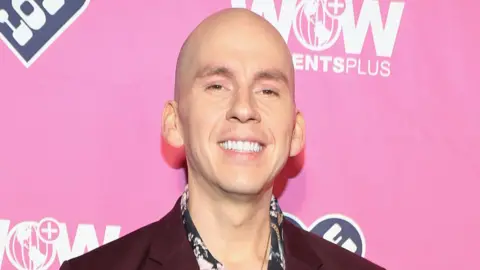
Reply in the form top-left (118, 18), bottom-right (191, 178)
top-left (0, 0), bottom-right (478, 269)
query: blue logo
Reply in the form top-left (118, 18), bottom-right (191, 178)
top-left (284, 213), bottom-right (366, 257)
top-left (0, 0), bottom-right (90, 67)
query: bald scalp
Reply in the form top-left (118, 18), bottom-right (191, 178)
top-left (173, 8), bottom-right (293, 103)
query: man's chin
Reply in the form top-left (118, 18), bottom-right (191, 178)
top-left (215, 180), bottom-right (272, 199)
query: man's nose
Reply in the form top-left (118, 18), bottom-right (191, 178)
top-left (225, 90), bottom-right (261, 123)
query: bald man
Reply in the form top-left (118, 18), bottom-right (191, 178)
top-left (60, 8), bottom-right (385, 270)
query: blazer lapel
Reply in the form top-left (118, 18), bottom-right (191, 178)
top-left (142, 198), bottom-right (199, 270)
top-left (283, 220), bottom-right (324, 270)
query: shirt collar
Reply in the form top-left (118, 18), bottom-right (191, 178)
top-left (180, 185), bottom-right (286, 270)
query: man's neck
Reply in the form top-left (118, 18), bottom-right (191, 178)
top-left (187, 179), bottom-right (272, 265)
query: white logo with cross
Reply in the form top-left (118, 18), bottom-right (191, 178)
top-left (5, 217), bottom-right (61, 270)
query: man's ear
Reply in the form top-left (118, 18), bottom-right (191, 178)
top-left (162, 100), bottom-right (184, 148)
top-left (289, 110), bottom-right (305, 157)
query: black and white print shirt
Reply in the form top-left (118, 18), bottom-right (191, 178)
top-left (180, 185), bottom-right (286, 270)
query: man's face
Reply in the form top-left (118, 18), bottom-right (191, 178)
top-left (165, 23), bottom-right (304, 196)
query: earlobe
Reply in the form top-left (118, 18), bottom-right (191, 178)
top-left (289, 111), bottom-right (305, 157)
top-left (162, 101), bottom-right (184, 148)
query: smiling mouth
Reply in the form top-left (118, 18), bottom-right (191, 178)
top-left (218, 140), bottom-right (264, 153)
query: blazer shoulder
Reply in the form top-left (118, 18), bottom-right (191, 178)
top-left (60, 220), bottom-right (160, 270)
top-left (284, 221), bottom-right (386, 270)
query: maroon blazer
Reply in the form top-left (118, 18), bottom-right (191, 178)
top-left (60, 198), bottom-right (385, 270)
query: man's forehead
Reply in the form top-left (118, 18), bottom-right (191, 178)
top-left (192, 44), bottom-right (293, 78)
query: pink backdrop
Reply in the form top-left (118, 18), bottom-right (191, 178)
top-left (0, 0), bottom-right (478, 269)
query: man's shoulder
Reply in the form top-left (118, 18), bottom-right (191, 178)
top-left (60, 220), bottom-right (161, 270)
top-left (284, 221), bottom-right (386, 270)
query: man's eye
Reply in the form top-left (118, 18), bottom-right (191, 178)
top-left (261, 89), bottom-right (278, 96)
top-left (206, 84), bottom-right (224, 90)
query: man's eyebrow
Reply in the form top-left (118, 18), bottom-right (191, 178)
top-left (194, 65), bottom-right (290, 85)
top-left (253, 69), bottom-right (289, 85)
top-left (195, 65), bottom-right (234, 79)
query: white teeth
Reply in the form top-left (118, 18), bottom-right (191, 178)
top-left (220, 140), bottom-right (263, 153)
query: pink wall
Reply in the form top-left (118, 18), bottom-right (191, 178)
top-left (0, 0), bottom-right (478, 269)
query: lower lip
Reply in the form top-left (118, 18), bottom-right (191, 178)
top-left (218, 144), bottom-right (264, 161)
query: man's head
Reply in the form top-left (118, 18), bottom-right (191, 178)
top-left (162, 8), bottom-right (305, 197)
